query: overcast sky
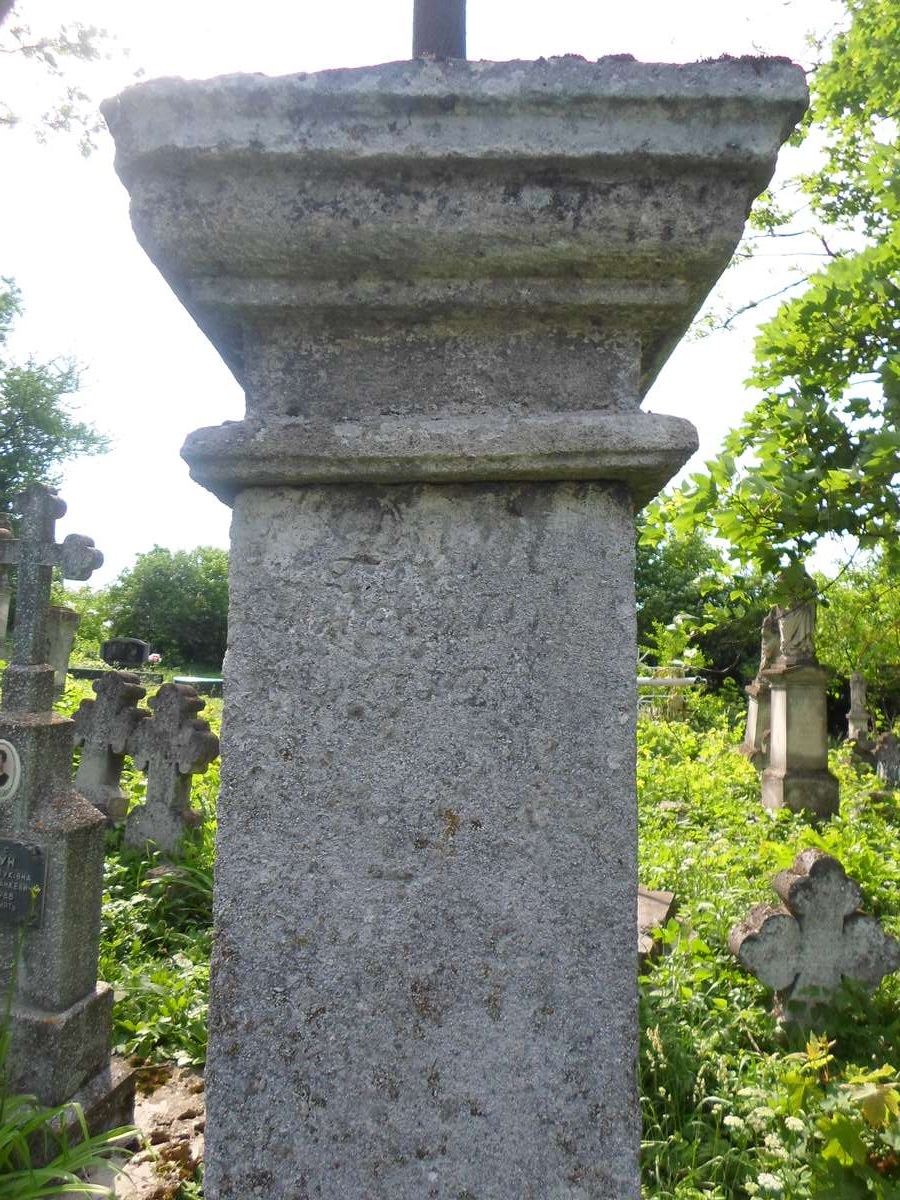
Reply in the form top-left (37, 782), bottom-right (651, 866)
top-left (1, 0), bottom-right (844, 585)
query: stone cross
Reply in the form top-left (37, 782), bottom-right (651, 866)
top-left (729, 848), bottom-right (900, 1021)
top-left (0, 488), bottom-right (132, 1131)
top-left (0, 484), bottom-right (102, 713)
top-left (125, 682), bottom-right (219, 853)
top-left (73, 671), bottom-right (149, 821)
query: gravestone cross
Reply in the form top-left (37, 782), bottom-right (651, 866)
top-left (74, 671), bottom-right (149, 821)
top-left (0, 484), bottom-right (102, 713)
top-left (0, 485), bottom-right (132, 1128)
top-left (729, 848), bottom-right (900, 1021)
top-left (125, 682), bottom-right (219, 853)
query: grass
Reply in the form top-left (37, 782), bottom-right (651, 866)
top-left (54, 673), bottom-right (900, 1196)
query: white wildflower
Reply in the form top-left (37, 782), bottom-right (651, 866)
top-left (748, 1106), bottom-right (776, 1129)
top-left (784, 1115), bottom-right (805, 1133)
top-left (723, 1114), bottom-right (745, 1129)
top-left (757, 1172), bottom-right (784, 1193)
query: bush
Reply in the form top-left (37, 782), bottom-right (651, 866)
top-left (105, 546), bottom-right (228, 668)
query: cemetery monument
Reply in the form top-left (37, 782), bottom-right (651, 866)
top-left (0, 484), bottom-right (133, 1128)
top-left (103, 17), bottom-right (807, 1197)
top-left (760, 576), bottom-right (840, 817)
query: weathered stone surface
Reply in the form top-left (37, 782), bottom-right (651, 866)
top-left (46, 605), bottom-right (81, 696)
top-left (761, 663), bottom-right (839, 817)
top-left (102, 57), bottom-right (806, 507)
top-left (210, 480), bottom-right (640, 1199)
top-left (125, 683), bottom-right (219, 853)
top-left (729, 848), bottom-right (900, 1020)
top-left (638, 886), bottom-right (676, 965)
top-left (74, 672), bottom-right (148, 820)
top-left (104, 53), bottom-right (806, 1200)
top-left (847, 670), bottom-right (872, 742)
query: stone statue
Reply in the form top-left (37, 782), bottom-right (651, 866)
top-left (774, 571), bottom-right (817, 664)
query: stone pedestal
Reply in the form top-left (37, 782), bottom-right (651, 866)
top-left (46, 604), bottom-right (81, 696)
top-left (104, 56), bottom-right (806, 1200)
top-left (846, 670), bottom-right (871, 742)
top-left (761, 662), bottom-right (840, 817)
top-left (740, 677), bottom-right (771, 768)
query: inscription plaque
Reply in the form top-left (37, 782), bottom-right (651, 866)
top-left (0, 739), bottom-right (22, 802)
top-left (0, 839), bottom-right (46, 926)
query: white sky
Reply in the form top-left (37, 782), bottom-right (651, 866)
top-left (0, 0), bottom-right (845, 585)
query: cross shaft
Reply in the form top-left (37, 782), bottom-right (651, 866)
top-left (413, 0), bottom-right (466, 58)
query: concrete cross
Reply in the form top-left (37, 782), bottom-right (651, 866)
top-left (729, 848), bottom-right (900, 1020)
top-left (0, 485), bottom-right (103, 672)
top-left (413, 0), bottom-right (465, 58)
top-left (125, 682), bottom-right (219, 852)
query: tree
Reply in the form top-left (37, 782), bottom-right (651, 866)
top-left (646, 0), bottom-right (900, 588)
top-left (0, 279), bottom-right (108, 515)
top-left (635, 519), bottom-right (776, 684)
top-left (814, 555), bottom-right (900, 721)
top-left (0, 5), bottom-right (114, 155)
top-left (106, 546), bottom-right (229, 668)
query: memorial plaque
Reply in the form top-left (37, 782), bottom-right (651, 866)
top-left (0, 839), bottom-right (46, 926)
top-left (0, 739), bottom-right (21, 802)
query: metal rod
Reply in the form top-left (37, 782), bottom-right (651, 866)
top-left (413, 0), bottom-right (466, 58)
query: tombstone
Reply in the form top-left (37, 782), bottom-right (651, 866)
top-left (0, 512), bottom-right (12, 646)
top-left (124, 682), bottom-right (219, 853)
top-left (0, 484), bottom-right (133, 1127)
top-left (73, 671), bottom-right (148, 821)
top-left (729, 848), bottom-right (900, 1021)
top-left (45, 604), bottom-right (81, 696)
top-left (846, 669), bottom-right (872, 742)
top-left (760, 579), bottom-right (840, 817)
top-left (105, 55), bottom-right (806, 1200)
top-left (739, 607), bottom-right (779, 768)
top-left (101, 636), bottom-right (150, 668)
top-left (873, 731), bottom-right (900, 788)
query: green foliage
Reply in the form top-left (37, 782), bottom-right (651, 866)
top-left (636, 518), bottom-right (775, 684)
top-left (814, 553), bottom-right (900, 721)
top-left (106, 547), bottom-right (228, 669)
top-left (0, 11), bottom-right (114, 155)
top-left (646, 0), bottom-right (900, 575)
top-left (48, 581), bottom-right (111, 663)
top-left (639, 692), bottom-right (900, 1197)
top-left (0, 1091), bottom-right (133, 1197)
top-left (99, 709), bottom-right (219, 1068)
top-left (0, 281), bottom-right (108, 515)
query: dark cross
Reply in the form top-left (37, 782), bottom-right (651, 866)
top-left (413, 0), bottom-right (466, 58)
top-left (0, 484), bottom-right (102, 712)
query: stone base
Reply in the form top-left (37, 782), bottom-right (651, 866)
top-left (761, 768), bottom-right (840, 818)
top-left (66, 1057), bottom-right (136, 1138)
top-left (7, 983), bottom-right (113, 1106)
top-left (28, 1058), bottom-right (135, 1172)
